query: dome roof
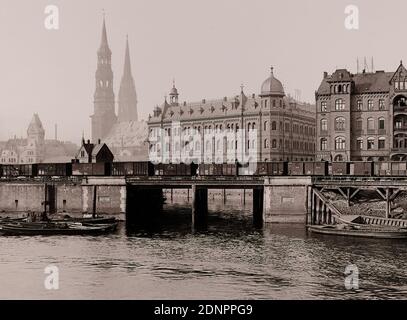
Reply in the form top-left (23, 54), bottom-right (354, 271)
top-left (260, 68), bottom-right (285, 96)
top-left (170, 86), bottom-right (178, 95)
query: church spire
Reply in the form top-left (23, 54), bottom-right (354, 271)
top-left (118, 35), bottom-right (138, 122)
top-left (98, 14), bottom-right (111, 55)
top-left (91, 14), bottom-right (116, 143)
top-left (123, 35), bottom-right (132, 78)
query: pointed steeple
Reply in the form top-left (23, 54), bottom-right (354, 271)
top-left (98, 14), bottom-right (111, 55)
top-left (123, 35), bottom-right (132, 78)
top-left (118, 35), bottom-right (138, 122)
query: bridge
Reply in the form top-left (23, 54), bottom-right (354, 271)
top-left (1, 175), bottom-right (406, 228)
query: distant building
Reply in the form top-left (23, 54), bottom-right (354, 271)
top-left (147, 68), bottom-right (316, 163)
top-left (0, 114), bottom-right (77, 164)
top-left (90, 17), bottom-right (147, 161)
top-left (76, 138), bottom-right (114, 163)
top-left (315, 61), bottom-right (407, 161)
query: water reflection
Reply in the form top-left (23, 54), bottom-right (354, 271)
top-left (1, 198), bottom-right (407, 299)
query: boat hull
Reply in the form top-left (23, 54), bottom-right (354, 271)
top-left (0, 222), bottom-right (118, 236)
top-left (308, 225), bottom-right (407, 239)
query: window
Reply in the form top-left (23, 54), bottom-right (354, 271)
top-left (321, 119), bottom-right (328, 131)
top-left (367, 138), bottom-right (375, 150)
top-left (271, 121), bottom-right (277, 130)
top-left (272, 139), bottom-right (277, 149)
top-left (395, 82), bottom-right (399, 90)
top-left (378, 138), bottom-right (385, 149)
top-left (367, 118), bottom-right (375, 130)
top-left (264, 139), bottom-right (269, 149)
top-left (335, 99), bottom-right (345, 110)
top-left (356, 138), bottom-right (363, 150)
top-left (321, 101), bottom-right (327, 112)
top-left (396, 120), bottom-right (402, 129)
top-left (356, 100), bottom-right (363, 111)
top-left (356, 118), bottom-right (363, 131)
top-left (379, 99), bottom-right (385, 110)
top-left (378, 118), bottom-right (385, 130)
top-left (368, 100), bottom-right (373, 111)
top-left (263, 121), bottom-right (268, 131)
top-left (80, 150), bottom-right (85, 158)
top-left (335, 117), bottom-right (346, 131)
top-left (320, 138), bottom-right (327, 151)
top-left (335, 137), bottom-right (346, 150)
top-left (285, 123), bottom-right (290, 132)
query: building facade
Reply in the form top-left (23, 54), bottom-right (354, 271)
top-left (316, 62), bottom-right (407, 162)
top-left (0, 114), bottom-right (77, 164)
top-left (147, 68), bottom-right (316, 164)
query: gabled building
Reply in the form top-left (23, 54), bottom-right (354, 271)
top-left (76, 139), bottom-right (114, 163)
top-left (316, 61), bottom-right (407, 161)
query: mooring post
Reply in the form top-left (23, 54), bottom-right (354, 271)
top-left (253, 187), bottom-right (264, 227)
top-left (92, 185), bottom-right (97, 218)
top-left (192, 185), bottom-right (208, 230)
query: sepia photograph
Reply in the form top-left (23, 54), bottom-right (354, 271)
top-left (0, 0), bottom-right (407, 313)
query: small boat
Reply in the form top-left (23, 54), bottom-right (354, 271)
top-left (50, 216), bottom-right (117, 224)
top-left (0, 221), bottom-right (118, 236)
top-left (336, 215), bottom-right (407, 230)
top-left (308, 224), bottom-right (407, 239)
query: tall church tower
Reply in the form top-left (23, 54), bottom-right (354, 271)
top-left (118, 36), bottom-right (138, 122)
top-left (91, 16), bottom-right (117, 142)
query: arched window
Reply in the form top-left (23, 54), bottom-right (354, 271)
top-left (368, 100), bottom-right (374, 111)
top-left (272, 139), bottom-right (277, 149)
top-left (252, 123), bottom-right (256, 130)
top-left (356, 118), bottom-right (363, 131)
top-left (378, 117), bottom-right (385, 130)
top-left (271, 121), bottom-right (277, 130)
top-left (334, 154), bottom-right (344, 162)
top-left (378, 137), bottom-right (385, 149)
top-left (367, 117), bottom-right (375, 130)
top-left (356, 138), bottom-right (363, 150)
top-left (247, 123), bottom-right (251, 131)
top-left (264, 139), bottom-right (269, 149)
top-left (321, 119), bottom-right (328, 131)
top-left (264, 121), bottom-right (268, 131)
top-left (335, 137), bottom-right (346, 150)
top-left (367, 137), bottom-right (375, 150)
top-left (335, 117), bottom-right (346, 131)
top-left (335, 99), bottom-right (345, 110)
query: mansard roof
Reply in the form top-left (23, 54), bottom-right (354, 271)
top-left (317, 69), bottom-right (393, 95)
top-left (149, 92), bottom-right (315, 124)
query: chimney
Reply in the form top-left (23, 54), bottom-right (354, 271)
top-left (87, 139), bottom-right (90, 144)
top-left (98, 139), bottom-right (101, 144)
top-left (323, 72), bottom-right (328, 79)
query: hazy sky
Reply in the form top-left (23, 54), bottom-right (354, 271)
top-left (0, 0), bottom-right (406, 144)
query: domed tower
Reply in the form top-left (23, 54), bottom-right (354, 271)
top-left (27, 113), bottom-right (45, 147)
top-left (259, 67), bottom-right (285, 109)
top-left (118, 35), bottom-right (138, 122)
top-left (91, 16), bottom-right (117, 143)
top-left (169, 80), bottom-right (179, 106)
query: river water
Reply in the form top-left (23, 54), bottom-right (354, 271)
top-left (1, 199), bottom-right (407, 300)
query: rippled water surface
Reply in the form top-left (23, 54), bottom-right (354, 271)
top-left (1, 200), bottom-right (407, 300)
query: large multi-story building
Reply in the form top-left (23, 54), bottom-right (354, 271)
top-left (316, 61), bottom-right (407, 161)
top-left (147, 68), bottom-right (316, 164)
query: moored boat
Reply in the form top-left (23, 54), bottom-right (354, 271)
top-left (308, 224), bottom-right (407, 239)
top-left (336, 215), bottom-right (407, 230)
top-left (0, 221), bottom-right (118, 236)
